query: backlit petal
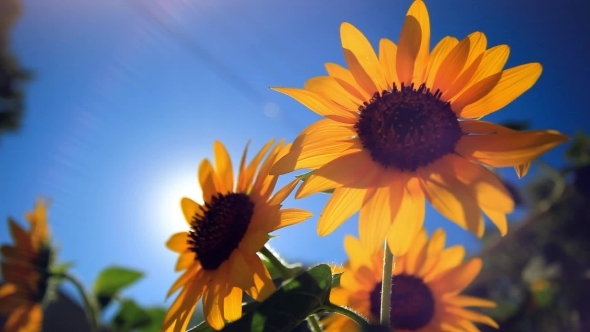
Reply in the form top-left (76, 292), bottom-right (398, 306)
top-left (272, 87), bottom-right (358, 122)
top-left (379, 38), bottom-right (399, 89)
top-left (166, 232), bottom-right (189, 253)
top-left (318, 187), bottom-right (370, 236)
top-left (305, 76), bottom-right (362, 110)
top-left (213, 141), bottom-right (234, 193)
top-left (180, 197), bottom-right (200, 225)
top-left (425, 36), bottom-right (459, 89)
top-left (387, 176), bottom-right (425, 257)
top-left (325, 62), bottom-right (370, 102)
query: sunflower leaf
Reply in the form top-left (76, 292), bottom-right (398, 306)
top-left (220, 264), bottom-right (332, 332)
top-left (111, 299), bottom-right (153, 331)
top-left (295, 171), bottom-right (335, 194)
top-left (93, 266), bottom-right (144, 310)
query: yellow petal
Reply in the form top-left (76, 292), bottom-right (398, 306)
top-left (304, 76), bottom-right (362, 110)
top-left (431, 34), bottom-right (472, 95)
top-left (424, 36), bottom-right (459, 89)
top-left (271, 139), bottom-right (361, 175)
top-left (387, 176), bottom-right (425, 257)
top-left (166, 263), bottom-right (203, 298)
top-left (7, 218), bottom-right (32, 252)
top-left (296, 150), bottom-right (379, 198)
top-left (446, 295), bottom-right (496, 308)
top-left (229, 250), bottom-right (254, 290)
top-left (445, 306), bottom-right (499, 328)
top-left (252, 140), bottom-right (284, 200)
top-left (243, 254), bottom-right (275, 301)
top-left (396, 14), bottom-right (421, 85)
top-left (460, 63), bottom-right (543, 118)
top-left (430, 258), bottom-right (482, 294)
top-left (272, 87), bottom-right (358, 122)
top-left (405, 0), bottom-right (430, 82)
top-left (343, 48), bottom-right (379, 96)
top-left (204, 278), bottom-right (225, 330)
top-left (379, 38), bottom-right (399, 89)
top-left (418, 159), bottom-right (485, 237)
top-left (175, 252), bottom-right (194, 271)
top-left (242, 139), bottom-right (275, 192)
top-left (198, 159), bottom-right (220, 203)
top-left (480, 206), bottom-right (508, 237)
top-left (402, 228), bottom-right (428, 275)
top-left (423, 245), bottom-right (465, 282)
top-left (450, 70), bottom-right (502, 114)
top-left (344, 235), bottom-right (372, 270)
top-left (291, 118), bottom-right (358, 149)
top-left (166, 232), bottom-right (189, 253)
top-left (180, 197), bottom-right (200, 225)
top-left (359, 185), bottom-right (395, 254)
top-left (456, 129), bottom-right (569, 167)
top-left (466, 44), bottom-right (510, 87)
top-left (325, 62), bottom-right (370, 102)
top-left (443, 31), bottom-right (487, 100)
top-left (318, 186), bottom-right (369, 236)
top-left (223, 286), bottom-right (243, 322)
top-left (238, 230), bottom-right (268, 254)
top-left (272, 208), bottom-right (312, 231)
top-left (268, 178), bottom-right (299, 206)
top-left (341, 22), bottom-right (387, 92)
top-left (515, 162), bottom-right (531, 178)
top-left (213, 141), bottom-right (234, 193)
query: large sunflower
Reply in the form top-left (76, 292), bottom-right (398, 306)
top-left (163, 139), bottom-right (312, 331)
top-left (0, 199), bottom-right (52, 332)
top-left (270, 0), bottom-right (568, 255)
top-left (323, 230), bottom-right (497, 331)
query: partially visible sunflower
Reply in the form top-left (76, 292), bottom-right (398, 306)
top-left (0, 198), bottom-right (53, 332)
top-left (270, 0), bottom-right (568, 255)
top-left (163, 139), bottom-right (312, 331)
top-left (323, 229), bottom-right (497, 331)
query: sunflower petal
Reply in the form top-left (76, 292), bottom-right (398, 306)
top-left (272, 87), bottom-right (358, 122)
top-left (166, 232), bottom-right (189, 253)
top-left (379, 38), bottom-right (399, 89)
top-left (432, 34), bottom-right (473, 94)
top-left (446, 295), bottom-right (496, 308)
top-left (305, 76), bottom-right (362, 110)
top-left (359, 185), bottom-right (394, 254)
top-left (460, 63), bottom-right (543, 118)
top-left (465, 44), bottom-right (510, 89)
top-left (425, 36), bottom-right (459, 89)
top-left (318, 187), bottom-right (370, 236)
top-left (456, 129), bottom-right (569, 167)
top-left (396, 14), bottom-right (422, 85)
top-left (268, 179), bottom-right (299, 206)
top-left (175, 252), bottom-right (194, 271)
top-left (325, 62), bottom-right (370, 102)
top-left (405, 0), bottom-right (430, 82)
top-left (387, 176), bottom-right (425, 257)
top-left (213, 141), bottom-right (234, 193)
top-left (445, 306), bottom-right (499, 328)
top-left (296, 150), bottom-right (379, 198)
top-left (243, 254), bottom-right (275, 301)
top-left (229, 250), bottom-right (254, 290)
top-left (430, 258), bottom-right (482, 294)
top-left (180, 198), bottom-right (200, 225)
top-left (223, 286), bottom-right (243, 322)
top-left (423, 245), bottom-right (465, 282)
top-left (198, 160), bottom-right (220, 202)
top-left (341, 22), bottom-right (387, 92)
top-left (7, 219), bottom-right (32, 252)
top-left (272, 208), bottom-right (312, 231)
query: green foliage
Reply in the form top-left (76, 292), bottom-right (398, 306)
top-left (565, 131), bottom-right (590, 165)
top-left (93, 266), bottom-right (144, 310)
top-left (198, 264), bottom-right (333, 332)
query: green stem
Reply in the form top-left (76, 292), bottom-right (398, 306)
top-left (260, 246), bottom-right (322, 332)
top-left (325, 303), bottom-right (371, 331)
top-left (380, 241), bottom-right (394, 330)
top-left (61, 272), bottom-right (99, 332)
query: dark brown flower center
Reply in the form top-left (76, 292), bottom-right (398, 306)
top-left (354, 83), bottom-right (462, 171)
top-left (188, 193), bottom-right (254, 270)
top-left (369, 274), bottom-right (436, 330)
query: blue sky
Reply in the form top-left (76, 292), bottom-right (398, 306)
top-left (1, 0), bottom-right (588, 311)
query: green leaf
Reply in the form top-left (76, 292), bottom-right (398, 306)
top-left (51, 261), bottom-right (74, 275)
top-left (111, 299), bottom-right (152, 331)
top-left (220, 264), bottom-right (332, 332)
top-left (139, 307), bottom-right (167, 332)
top-left (93, 266), bottom-right (144, 310)
top-left (259, 254), bottom-right (302, 280)
top-left (295, 171), bottom-right (334, 194)
top-left (565, 131), bottom-right (590, 165)
top-left (331, 272), bottom-right (343, 288)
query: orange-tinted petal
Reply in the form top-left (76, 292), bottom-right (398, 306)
top-left (396, 14), bottom-right (422, 85)
top-left (456, 129), bottom-right (569, 167)
top-left (180, 197), bottom-right (200, 225)
top-left (213, 141), bottom-right (234, 193)
top-left (223, 286), bottom-right (243, 322)
top-left (430, 258), bottom-right (482, 295)
top-left (318, 186), bottom-right (370, 236)
top-left (175, 252), bottom-right (194, 271)
top-left (405, 0), bottom-right (430, 82)
top-left (341, 22), bottom-right (387, 92)
top-left (198, 159), bottom-right (220, 202)
top-left (304, 76), bottom-right (362, 110)
top-left (425, 36), bottom-right (459, 89)
top-left (242, 254), bottom-right (275, 301)
top-left (268, 178), bottom-right (299, 206)
top-left (379, 38), bottom-right (398, 89)
top-left (272, 87), bottom-right (358, 122)
top-left (325, 62), bottom-right (370, 102)
top-left (460, 63), bottom-right (543, 118)
top-left (166, 232), bottom-right (189, 253)
top-left (387, 176), bottom-right (425, 257)
top-left (272, 208), bottom-right (312, 231)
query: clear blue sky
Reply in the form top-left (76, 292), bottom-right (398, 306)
top-left (1, 0), bottom-right (588, 309)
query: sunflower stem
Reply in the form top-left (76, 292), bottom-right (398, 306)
top-left (260, 245), bottom-right (322, 332)
top-left (380, 241), bottom-right (394, 329)
top-left (61, 272), bottom-right (99, 332)
top-left (325, 303), bottom-right (372, 331)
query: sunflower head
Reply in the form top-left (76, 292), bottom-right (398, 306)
top-left (0, 198), bottom-right (55, 332)
top-left (163, 139), bottom-right (312, 331)
top-left (270, 0), bottom-right (568, 253)
top-left (323, 229), bottom-right (498, 331)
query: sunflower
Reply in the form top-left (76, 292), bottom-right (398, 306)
top-left (323, 229), bottom-right (497, 331)
top-left (163, 139), bottom-right (312, 331)
top-left (0, 198), bottom-right (53, 332)
top-left (270, 0), bottom-right (568, 255)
